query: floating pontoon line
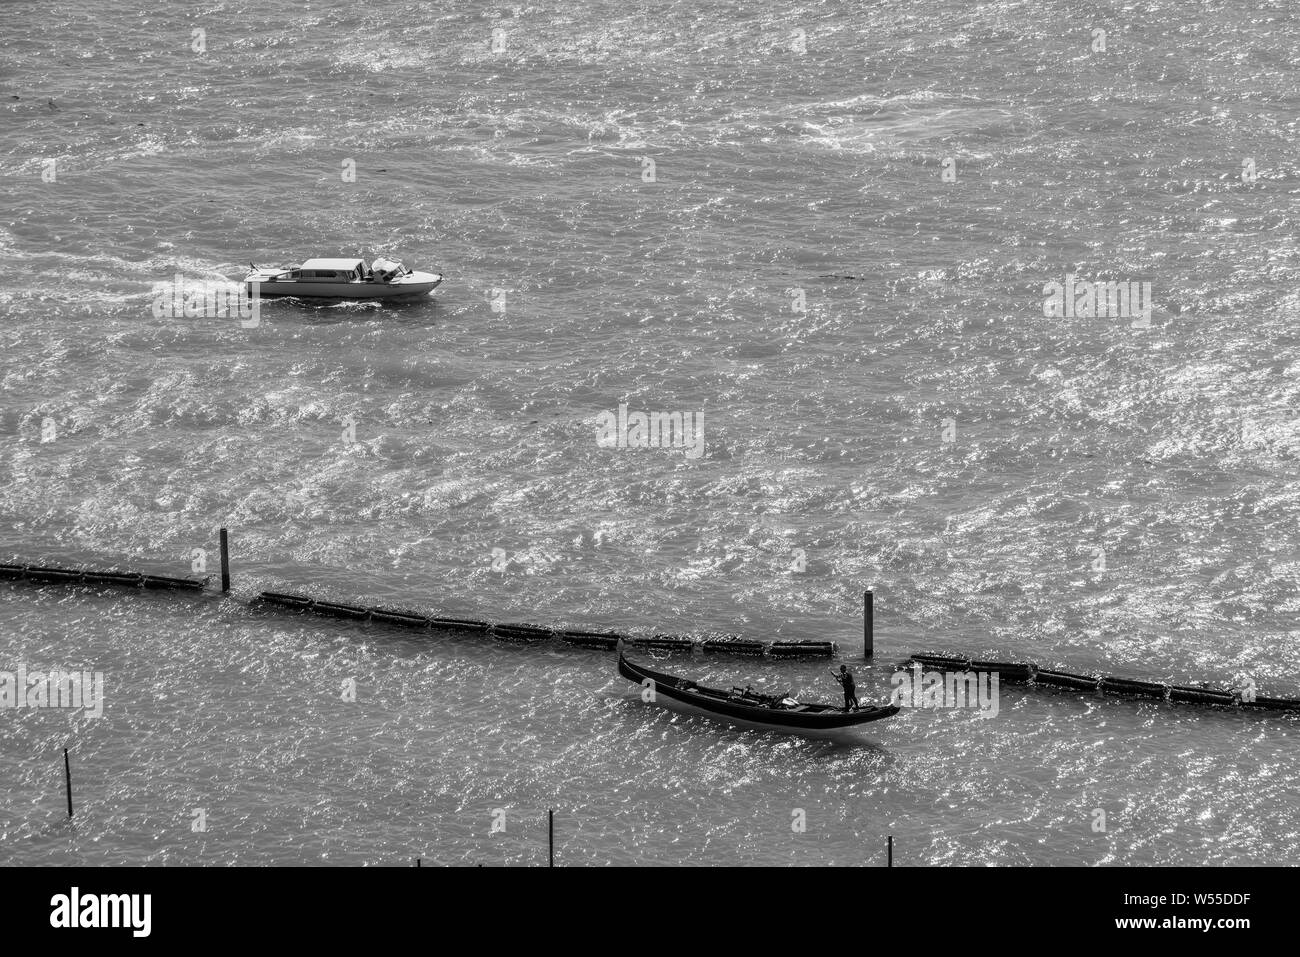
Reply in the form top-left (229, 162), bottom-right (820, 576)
top-left (255, 590), bottom-right (837, 659)
top-left (0, 562), bottom-right (207, 591)
top-left (905, 653), bottom-right (1300, 712)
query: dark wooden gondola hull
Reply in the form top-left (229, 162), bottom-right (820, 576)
top-left (618, 653), bottom-right (898, 733)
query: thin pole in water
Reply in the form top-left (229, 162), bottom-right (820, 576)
top-left (864, 590), bottom-right (874, 660)
top-left (887, 835), bottom-right (893, 867)
top-left (219, 528), bottom-right (230, 593)
top-left (416, 858), bottom-right (421, 867)
top-left (548, 809), bottom-right (554, 867)
top-left (63, 748), bottom-right (73, 818)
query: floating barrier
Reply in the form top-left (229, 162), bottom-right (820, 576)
top-left (5, 536), bottom-right (837, 661)
top-left (0, 562), bottom-right (206, 591)
top-left (259, 591), bottom-right (313, 611)
top-left (700, 637), bottom-right (767, 657)
top-left (24, 566), bottom-right (83, 584)
top-left (1168, 685), bottom-right (1234, 706)
top-left (555, 630), bottom-right (621, 651)
top-left (639, 634), bottom-right (696, 653)
top-left (369, 609), bottom-right (430, 628)
top-left (88, 572), bottom-right (144, 587)
top-left (969, 660), bottom-right (1035, 683)
top-left (1033, 669), bottom-right (1101, 691)
top-left (492, 624), bottom-right (555, 643)
top-left (311, 600), bottom-right (371, 621)
top-left (1251, 695), bottom-right (1300, 713)
top-left (255, 591), bottom-right (835, 659)
top-left (909, 653), bottom-right (972, 671)
top-left (142, 573), bottom-right (207, 590)
top-left (907, 652), bottom-right (1300, 714)
top-left (1099, 676), bottom-right (1168, 699)
top-left (428, 616), bottom-right (492, 633)
top-left (769, 640), bottom-right (838, 659)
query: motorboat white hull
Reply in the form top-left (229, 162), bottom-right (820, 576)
top-left (245, 271), bottom-right (442, 300)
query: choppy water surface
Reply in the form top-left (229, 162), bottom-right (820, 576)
top-left (1, 0), bottom-right (1298, 865)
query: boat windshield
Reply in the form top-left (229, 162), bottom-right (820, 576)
top-left (370, 260), bottom-right (412, 281)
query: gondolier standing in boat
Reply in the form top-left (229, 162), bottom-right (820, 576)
top-left (830, 664), bottom-right (859, 711)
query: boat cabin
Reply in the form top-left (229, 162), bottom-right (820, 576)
top-left (285, 258), bottom-right (367, 282)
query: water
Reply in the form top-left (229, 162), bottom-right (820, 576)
top-left (1, 0), bottom-right (1298, 865)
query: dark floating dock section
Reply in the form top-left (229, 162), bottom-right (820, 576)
top-left (492, 624), bottom-right (554, 644)
top-left (1167, 685), bottom-right (1234, 706)
top-left (1035, 669), bottom-right (1100, 691)
top-left (771, 640), bottom-right (837, 659)
top-left (6, 540), bottom-right (836, 661)
top-left (970, 659), bottom-right (1034, 683)
top-left (255, 591), bottom-right (837, 659)
top-left (556, 629), bottom-right (623, 650)
top-left (0, 562), bottom-right (207, 591)
top-left (905, 653), bottom-right (1300, 713)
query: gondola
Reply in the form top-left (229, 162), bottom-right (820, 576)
top-left (618, 651), bottom-right (899, 733)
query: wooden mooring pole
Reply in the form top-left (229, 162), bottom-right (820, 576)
top-left (887, 835), bottom-right (893, 867)
top-left (63, 748), bottom-right (73, 818)
top-left (864, 590), bottom-right (874, 660)
top-left (548, 809), bottom-right (554, 867)
top-left (219, 528), bottom-right (230, 593)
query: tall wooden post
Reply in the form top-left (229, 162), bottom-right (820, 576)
top-left (64, 748), bottom-right (73, 818)
top-left (219, 528), bottom-right (230, 593)
top-left (548, 809), bottom-right (554, 867)
top-left (887, 835), bottom-right (893, 867)
top-left (864, 590), bottom-right (874, 660)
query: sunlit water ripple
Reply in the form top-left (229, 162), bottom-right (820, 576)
top-left (1, 0), bottom-right (1298, 865)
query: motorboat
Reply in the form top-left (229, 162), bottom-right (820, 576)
top-left (244, 257), bottom-right (442, 299)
